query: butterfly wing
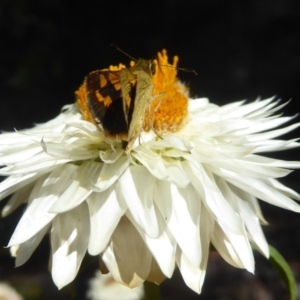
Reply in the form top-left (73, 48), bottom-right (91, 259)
top-left (85, 70), bottom-right (129, 140)
top-left (124, 59), bottom-right (154, 152)
top-left (119, 68), bottom-right (137, 126)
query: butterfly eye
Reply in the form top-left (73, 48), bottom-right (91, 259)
top-left (150, 62), bottom-right (156, 76)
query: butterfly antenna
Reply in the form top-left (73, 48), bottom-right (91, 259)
top-left (110, 44), bottom-right (137, 61)
top-left (158, 64), bottom-right (197, 75)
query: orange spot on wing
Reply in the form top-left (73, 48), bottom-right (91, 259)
top-left (99, 74), bottom-right (108, 88)
top-left (95, 91), bottom-right (113, 107)
top-left (114, 82), bottom-right (121, 91)
top-left (107, 72), bottom-right (121, 85)
top-left (103, 95), bottom-right (113, 107)
top-left (75, 83), bottom-right (94, 123)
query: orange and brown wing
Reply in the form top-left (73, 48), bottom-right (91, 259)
top-left (84, 70), bottom-right (129, 140)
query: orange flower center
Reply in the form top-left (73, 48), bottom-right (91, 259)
top-left (143, 49), bottom-right (189, 133)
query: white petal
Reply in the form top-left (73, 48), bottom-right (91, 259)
top-left (199, 202), bottom-right (213, 264)
top-left (94, 156), bottom-right (129, 191)
top-left (146, 258), bottom-right (167, 285)
top-left (0, 173), bottom-right (40, 201)
top-left (154, 180), bottom-right (201, 266)
top-left (209, 156), bottom-right (293, 179)
top-left (211, 222), bottom-right (254, 272)
top-left (0, 145), bottom-right (42, 165)
top-left (252, 139), bottom-right (300, 153)
top-left (221, 97), bottom-right (275, 119)
top-left (0, 156), bottom-right (70, 175)
top-left (142, 231), bottom-right (176, 278)
top-left (2, 181), bottom-right (34, 217)
top-left (164, 158), bottom-right (190, 187)
top-left (51, 201), bottom-right (90, 289)
top-left (247, 123), bottom-right (300, 142)
top-left (163, 135), bottom-right (192, 151)
top-left (87, 185), bottom-right (127, 255)
top-left (246, 99), bottom-right (285, 119)
top-left (131, 209), bottom-right (176, 278)
top-left (87, 271), bottom-right (145, 300)
top-left (119, 165), bottom-right (160, 238)
top-left (50, 161), bottom-right (102, 213)
top-left (218, 169), bottom-right (300, 212)
top-left (175, 202), bottom-right (212, 293)
top-left (14, 224), bottom-right (50, 267)
top-left (248, 193), bottom-right (268, 225)
top-left (41, 138), bottom-right (99, 160)
top-left (175, 248), bottom-right (207, 294)
top-left (188, 98), bottom-right (210, 111)
top-left (131, 148), bottom-right (168, 180)
top-left (99, 147), bottom-right (124, 163)
top-left (268, 178), bottom-right (300, 200)
top-left (8, 164), bottom-right (77, 246)
top-left (236, 194), bottom-right (269, 257)
top-left (102, 216), bottom-right (152, 288)
top-left (237, 116), bottom-right (295, 136)
top-left (183, 160), bottom-right (243, 235)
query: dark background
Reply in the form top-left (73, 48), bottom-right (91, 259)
top-left (1, 0), bottom-right (300, 299)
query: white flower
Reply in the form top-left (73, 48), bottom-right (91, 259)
top-left (1, 50), bottom-right (300, 294)
top-left (87, 271), bottom-right (144, 300)
top-left (0, 282), bottom-right (23, 300)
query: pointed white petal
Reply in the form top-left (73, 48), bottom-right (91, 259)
top-left (175, 248), bottom-right (207, 294)
top-left (119, 165), bottom-right (160, 238)
top-left (0, 157), bottom-right (70, 175)
top-left (134, 211), bottom-right (176, 278)
top-left (51, 201), bottom-right (90, 289)
top-left (217, 169), bottom-right (300, 212)
top-left (154, 180), bottom-right (201, 266)
top-left (99, 147), bottom-right (124, 163)
top-left (0, 146), bottom-right (42, 165)
top-left (188, 98), bottom-right (210, 111)
top-left (268, 178), bottom-right (300, 200)
top-left (209, 156), bottom-right (293, 179)
top-left (164, 158), bottom-right (190, 187)
top-left (183, 160), bottom-right (243, 235)
top-left (131, 148), bottom-right (168, 180)
top-left (41, 138), bottom-right (99, 160)
top-left (146, 258), bottom-right (167, 285)
top-left (237, 116), bottom-right (295, 136)
top-left (163, 135), bottom-right (192, 151)
top-left (94, 156), bottom-right (129, 191)
top-left (0, 173), bottom-right (40, 201)
top-left (87, 185), bottom-right (127, 255)
top-left (102, 216), bottom-right (152, 288)
top-left (247, 123), bottom-right (300, 142)
top-left (211, 222), bottom-right (254, 272)
top-left (14, 224), bottom-right (50, 267)
top-left (87, 271), bottom-right (145, 300)
top-left (175, 202), bottom-right (212, 293)
top-left (221, 97), bottom-right (275, 119)
top-left (1, 181), bottom-right (34, 217)
top-left (50, 161), bottom-right (102, 213)
top-left (236, 194), bottom-right (269, 257)
top-left (8, 164), bottom-right (77, 246)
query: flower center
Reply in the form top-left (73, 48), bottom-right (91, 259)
top-left (143, 49), bottom-right (189, 134)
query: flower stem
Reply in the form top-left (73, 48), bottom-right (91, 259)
top-left (143, 281), bottom-right (161, 300)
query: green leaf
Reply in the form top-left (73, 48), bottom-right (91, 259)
top-left (269, 244), bottom-right (297, 300)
